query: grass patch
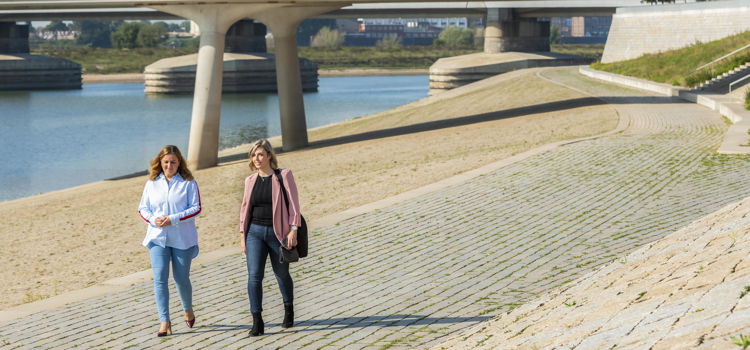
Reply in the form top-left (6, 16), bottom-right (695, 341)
top-left (31, 45), bottom-right (482, 74)
top-left (740, 285), bottom-right (750, 298)
top-left (591, 30), bottom-right (750, 87)
top-left (745, 88), bottom-right (750, 110)
top-left (551, 43), bottom-right (604, 60)
top-left (30, 44), bottom-right (603, 75)
top-left (31, 47), bottom-right (198, 74)
top-left (297, 45), bottom-right (481, 69)
top-left (22, 291), bottom-right (48, 303)
top-left (731, 333), bottom-right (750, 349)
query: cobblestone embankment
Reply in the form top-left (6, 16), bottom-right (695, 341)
top-left (2, 67), bottom-right (750, 349)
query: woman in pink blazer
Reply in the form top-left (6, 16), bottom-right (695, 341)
top-left (238, 139), bottom-right (302, 337)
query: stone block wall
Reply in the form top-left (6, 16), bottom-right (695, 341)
top-left (602, 0), bottom-right (750, 63)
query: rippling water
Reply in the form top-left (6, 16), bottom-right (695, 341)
top-left (0, 75), bottom-right (428, 202)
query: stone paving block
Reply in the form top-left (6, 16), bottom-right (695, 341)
top-left (575, 324), bottom-right (633, 350)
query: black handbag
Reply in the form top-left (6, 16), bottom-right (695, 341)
top-left (274, 169), bottom-right (309, 259)
top-left (280, 246), bottom-right (299, 263)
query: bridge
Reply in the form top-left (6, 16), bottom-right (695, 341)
top-left (0, 0), bottom-right (642, 170)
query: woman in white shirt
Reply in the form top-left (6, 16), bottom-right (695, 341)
top-left (138, 145), bottom-right (201, 337)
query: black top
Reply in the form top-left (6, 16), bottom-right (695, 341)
top-left (250, 175), bottom-right (273, 227)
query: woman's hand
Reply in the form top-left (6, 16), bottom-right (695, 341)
top-left (241, 235), bottom-right (246, 254)
top-left (154, 216), bottom-right (171, 227)
top-left (287, 229), bottom-right (298, 248)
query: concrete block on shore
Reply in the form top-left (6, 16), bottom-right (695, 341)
top-left (144, 52), bottom-right (318, 94)
top-left (0, 54), bottom-right (81, 90)
top-left (428, 52), bottom-right (591, 93)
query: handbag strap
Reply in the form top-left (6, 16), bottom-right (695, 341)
top-left (273, 169), bottom-right (291, 212)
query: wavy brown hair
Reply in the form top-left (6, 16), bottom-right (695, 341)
top-left (248, 139), bottom-right (278, 172)
top-left (148, 145), bottom-right (193, 181)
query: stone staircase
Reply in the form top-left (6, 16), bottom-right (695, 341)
top-left (696, 61), bottom-right (750, 93)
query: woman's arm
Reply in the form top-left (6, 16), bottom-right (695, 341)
top-left (238, 176), bottom-right (252, 233)
top-left (138, 182), bottom-right (158, 227)
top-left (282, 169), bottom-right (302, 227)
top-left (166, 180), bottom-right (202, 226)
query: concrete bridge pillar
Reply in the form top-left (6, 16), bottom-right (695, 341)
top-left (0, 22), bottom-right (29, 54)
top-left (226, 20), bottom-right (266, 53)
top-left (150, 4), bottom-right (344, 168)
top-left (484, 9), bottom-right (550, 53)
top-left (484, 8), bottom-right (510, 54)
top-left (254, 6), bottom-right (341, 152)
top-left (151, 4), bottom-right (282, 169)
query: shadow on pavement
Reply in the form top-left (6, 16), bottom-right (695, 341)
top-left (188, 314), bottom-right (490, 335)
top-left (114, 94), bottom-right (679, 178)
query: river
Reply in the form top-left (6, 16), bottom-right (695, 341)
top-left (0, 75), bottom-right (428, 202)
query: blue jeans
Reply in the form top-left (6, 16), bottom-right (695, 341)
top-left (148, 243), bottom-right (197, 322)
top-left (245, 224), bottom-right (294, 313)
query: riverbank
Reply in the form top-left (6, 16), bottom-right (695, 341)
top-left (0, 67), bottom-right (619, 310)
top-left (82, 68), bottom-right (428, 84)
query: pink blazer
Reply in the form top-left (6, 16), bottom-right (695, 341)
top-left (238, 168), bottom-right (302, 248)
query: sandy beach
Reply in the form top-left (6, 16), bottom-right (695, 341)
top-left (0, 67), bottom-right (619, 310)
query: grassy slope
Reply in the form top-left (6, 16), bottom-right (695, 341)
top-left (591, 30), bottom-right (750, 87)
top-left (551, 43), bottom-right (604, 60)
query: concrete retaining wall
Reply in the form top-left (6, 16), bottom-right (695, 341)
top-left (602, 0), bottom-right (750, 63)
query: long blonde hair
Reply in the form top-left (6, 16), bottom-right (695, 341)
top-left (148, 145), bottom-right (194, 181)
top-left (248, 139), bottom-right (278, 172)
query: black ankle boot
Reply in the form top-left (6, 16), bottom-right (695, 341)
top-left (282, 304), bottom-right (294, 328)
top-left (249, 312), bottom-right (264, 336)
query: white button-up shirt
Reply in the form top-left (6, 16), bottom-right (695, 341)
top-left (138, 173), bottom-right (201, 254)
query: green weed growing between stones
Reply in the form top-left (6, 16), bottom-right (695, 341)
top-left (740, 286), bottom-right (750, 298)
top-left (731, 334), bottom-right (750, 349)
top-left (701, 154), bottom-right (750, 167)
top-left (475, 334), bottom-right (494, 347)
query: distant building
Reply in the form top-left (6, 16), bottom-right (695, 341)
top-left (33, 30), bottom-right (76, 40)
top-left (571, 17), bottom-right (585, 37)
top-left (344, 18), bottom-right (467, 46)
top-left (190, 21), bottom-right (200, 36)
top-left (359, 17), bottom-right (468, 29)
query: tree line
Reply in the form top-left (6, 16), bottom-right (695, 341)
top-left (309, 26), bottom-right (479, 49)
top-left (37, 20), bottom-right (193, 49)
top-left (37, 19), bottom-right (479, 50)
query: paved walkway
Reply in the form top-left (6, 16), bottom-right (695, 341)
top-left (3, 67), bottom-right (750, 349)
